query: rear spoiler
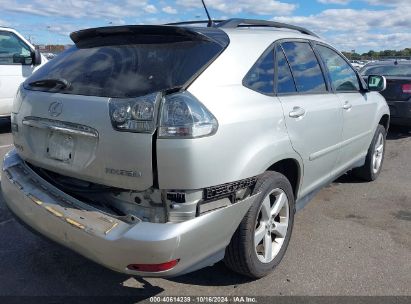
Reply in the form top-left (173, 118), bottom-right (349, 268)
top-left (70, 25), bottom-right (228, 47)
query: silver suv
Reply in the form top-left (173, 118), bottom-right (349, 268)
top-left (2, 19), bottom-right (389, 279)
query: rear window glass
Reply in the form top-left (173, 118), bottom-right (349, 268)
top-left (24, 38), bottom-right (224, 98)
top-left (281, 42), bottom-right (327, 93)
top-left (360, 65), bottom-right (411, 77)
top-left (243, 49), bottom-right (275, 95)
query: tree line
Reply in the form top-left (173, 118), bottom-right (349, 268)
top-left (342, 48), bottom-right (411, 60)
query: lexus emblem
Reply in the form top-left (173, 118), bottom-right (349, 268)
top-left (48, 101), bottom-right (63, 117)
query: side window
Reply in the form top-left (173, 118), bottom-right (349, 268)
top-left (275, 46), bottom-right (296, 94)
top-left (0, 31), bottom-right (32, 65)
top-left (281, 42), bottom-right (327, 93)
top-left (316, 45), bottom-right (360, 92)
top-left (243, 49), bottom-right (274, 95)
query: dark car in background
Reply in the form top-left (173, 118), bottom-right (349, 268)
top-left (360, 61), bottom-right (411, 127)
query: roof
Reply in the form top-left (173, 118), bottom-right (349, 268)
top-left (220, 26), bottom-right (322, 39)
top-left (70, 19), bottom-right (324, 51)
top-left (168, 18), bottom-right (319, 38)
top-left (168, 18), bottom-right (327, 51)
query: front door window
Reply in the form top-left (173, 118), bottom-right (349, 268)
top-left (0, 31), bottom-right (32, 65)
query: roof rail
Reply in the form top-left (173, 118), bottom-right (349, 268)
top-left (216, 18), bottom-right (319, 38)
top-left (165, 20), bottom-right (224, 26)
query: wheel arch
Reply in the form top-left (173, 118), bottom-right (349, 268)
top-left (379, 114), bottom-right (390, 131)
top-left (266, 158), bottom-right (301, 199)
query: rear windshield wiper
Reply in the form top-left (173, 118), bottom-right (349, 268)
top-left (28, 78), bottom-right (71, 89)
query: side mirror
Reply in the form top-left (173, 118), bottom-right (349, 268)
top-left (367, 75), bottom-right (386, 92)
top-left (32, 47), bottom-right (42, 66)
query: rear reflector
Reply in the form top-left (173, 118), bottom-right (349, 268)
top-left (402, 84), bottom-right (411, 94)
top-left (127, 260), bottom-right (179, 272)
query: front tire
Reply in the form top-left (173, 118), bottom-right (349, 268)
top-left (224, 172), bottom-right (295, 279)
top-left (352, 124), bottom-right (386, 181)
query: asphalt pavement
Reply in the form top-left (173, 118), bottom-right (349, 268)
top-left (0, 122), bottom-right (409, 298)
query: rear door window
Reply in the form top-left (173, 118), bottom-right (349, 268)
top-left (275, 46), bottom-right (296, 94)
top-left (316, 45), bottom-right (360, 92)
top-left (281, 41), bottom-right (327, 93)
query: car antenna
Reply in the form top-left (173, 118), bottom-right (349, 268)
top-left (201, 0), bottom-right (214, 27)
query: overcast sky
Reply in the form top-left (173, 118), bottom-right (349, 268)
top-left (0, 0), bottom-right (409, 53)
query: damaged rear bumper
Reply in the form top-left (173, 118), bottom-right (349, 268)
top-left (1, 149), bottom-right (256, 277)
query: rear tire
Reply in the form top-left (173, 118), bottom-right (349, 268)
top-left (224, 171), bottom-right (295, 279)
top-left (352, 124), bottom-right (386, 181)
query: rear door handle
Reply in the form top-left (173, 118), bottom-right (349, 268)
top-left (289, 106), bottom-right (306, 118)
top-left (343, 101), bottom-right (352, 110)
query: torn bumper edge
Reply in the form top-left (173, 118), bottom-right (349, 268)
top-left (1, 149), bottom-right (257, 277)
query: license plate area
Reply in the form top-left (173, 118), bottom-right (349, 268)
top-left (47, 131), bottom-right (74, 162)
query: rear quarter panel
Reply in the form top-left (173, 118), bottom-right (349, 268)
top-left (157, 33), bottom-right (302, 190)
top-left (156, 85), bottom-right (301, 190)
top-left (157, 29), bottom-right (314, 189)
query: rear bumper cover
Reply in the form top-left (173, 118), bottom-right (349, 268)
top-left (387, 100), bottom-right (411, 126)
top-left (2, 149), bottom-right (256, 277)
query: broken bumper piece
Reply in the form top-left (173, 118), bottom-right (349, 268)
top-left (1, 149), bottom-right (256, 277)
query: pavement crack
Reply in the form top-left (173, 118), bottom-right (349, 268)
top-left (0, 218), bottom-right (15, 226)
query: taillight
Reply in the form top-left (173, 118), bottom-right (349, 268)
top-left (402, 84), bottom-right (411, 94)
top-left (127, 259), bottom-right (179, 272)
top-left (109, 90), bottom-right (218, 137)
top-left (159, 91), bottom-right (218, 138)
top-left (109, 92), bottom-right (162, 133)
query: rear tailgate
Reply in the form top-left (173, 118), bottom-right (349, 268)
top-left (381, 76), bottom-right (411, 102)
top-left (13, 90), bottom-right (154, 190)
top-left (13, 25), bottom-right (229, 190)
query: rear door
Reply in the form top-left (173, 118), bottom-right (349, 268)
top-left (276, 41), bottom-right (344, 197)
top-left (315, 44), bottom-right (375, 173)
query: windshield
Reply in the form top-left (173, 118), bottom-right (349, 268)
top-left (24, 38), bottom-right (224, 98)
top-left (360, 64), bottom-right (411, 77)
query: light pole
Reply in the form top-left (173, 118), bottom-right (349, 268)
top-left (46, 25), bottom-right (52, 51)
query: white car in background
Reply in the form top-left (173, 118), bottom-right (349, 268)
top-left (0, 27), bottom-right (47, 120)
top-left (350, 60), bottom-right (365, 70)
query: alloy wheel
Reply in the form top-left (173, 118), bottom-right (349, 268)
top-left (372, 133), bottom-right (384, 174)
top-left (254, 188), bottom-right (290, 263)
